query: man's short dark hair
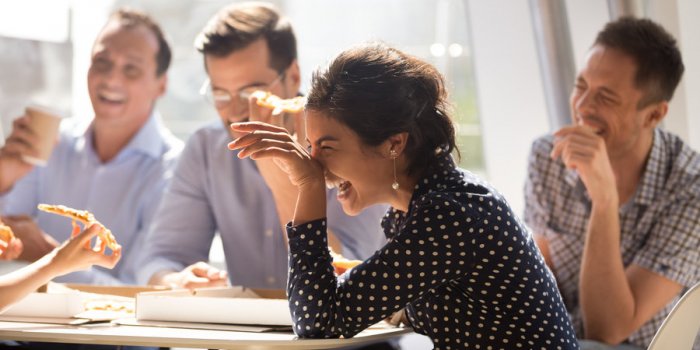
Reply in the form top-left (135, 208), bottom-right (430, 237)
top-left (194, 2), bottom-right (297, 73)
top-left (109, 8), bottom-right (172, 77)
top-left (594, 17), bottom-right (684, 107)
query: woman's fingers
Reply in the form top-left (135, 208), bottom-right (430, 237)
top-left (230, 121), bottom-right (287, 134)
top-left (76, 224), bottom-right (102, 247)
top-left (228, 130), bottom-right (293, 151)
top-left (245, 146), bottom-right (303, 161)
top-left (234, 138), bottom-right (300, 159)
top-left (93, 248), bottom-right (121, 269)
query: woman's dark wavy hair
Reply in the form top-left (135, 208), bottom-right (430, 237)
top-left (306, 42), bottom-right (458, 176)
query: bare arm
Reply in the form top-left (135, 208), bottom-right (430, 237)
top-left (0, 225), bottom-right (120, 310)
top-left (553, 126), bottom-right (683, 343)
top-left (0, 253), bottom-right (58, 310)
top-left (533, 233), bottom-right (554, 272)
top-left (579, 199), bottom-right (682, 343)
top-left (229, 121), bottom-right (327, 229)
top-left (243, 101), bottom-right (342, 252)
top-left (255, 159), bottom-right (342, 253)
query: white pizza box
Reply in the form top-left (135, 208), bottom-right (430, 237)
top-left (0, 283), bottom-right (165, 323)
top-left (0, 289), bottom-right (83, 318)
top-left (135, 286), bottom-right (292, 326)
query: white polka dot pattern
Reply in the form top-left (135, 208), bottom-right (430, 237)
top-left (286, 156), bottom-right (579, 349)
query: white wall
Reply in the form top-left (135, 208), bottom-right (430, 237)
top-left (646, 0), bottom-right (689, 142)
top-left (566, 0), bottom-right (609, 70)
top-left (468, 0), bottom-right (700, 217)
top-left (71, 0), bottom-right (114, 123)
top-left (0, 0), bottom-right (71, 43)
top-left (466, 0), bottom-right (549, 215)
top-left (676, 0), bottom-right (700, 151)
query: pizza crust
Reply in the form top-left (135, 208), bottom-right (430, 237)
top-left (37, 204), bottom-right (121, 253)
top-left (251, 90), bottom-right (305, 115)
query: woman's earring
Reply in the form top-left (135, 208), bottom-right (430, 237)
top-left (390, 149), bottom-right (399, 190)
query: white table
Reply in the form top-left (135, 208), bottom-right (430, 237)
top-left (0, 320), bottom-right (411, 349)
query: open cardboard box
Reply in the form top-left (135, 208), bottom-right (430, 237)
top-left (135, 286), bottom-right (292, 328)
top-left (0, 288), bottom-right (83, 321)
top-left (65, 283), bottom-right (169, 298)
top-left (0, 282), bottom-right (167, 324)
top-left (0, 284), bottom-right (292, 332)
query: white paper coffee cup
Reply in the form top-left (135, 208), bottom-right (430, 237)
top-left (21, 105), bottom-right (63, 167)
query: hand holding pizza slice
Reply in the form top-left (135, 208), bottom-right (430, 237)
top-left (330, 251), bottom-right (362, 275)
top-left (37, 204), bottom-right (121, 255)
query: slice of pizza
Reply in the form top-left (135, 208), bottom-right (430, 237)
top-left (330, 251), bottom-right (362, 275)
top-left (37, 204), bottom-right (121, 254)
top-left (251, 90), bottom-right (305, 115)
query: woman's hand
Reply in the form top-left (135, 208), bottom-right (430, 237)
top-left (248, 94), bottom-right (307, 151)
top-left (48, 224), bottom-right (121, 276)
top-left (228, 122), bottom-right (324, 189)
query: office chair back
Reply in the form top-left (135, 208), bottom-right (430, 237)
top-left (647, 281), bottom-right (700, 350)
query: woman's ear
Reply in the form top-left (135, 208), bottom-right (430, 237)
top-left (386, 132), bottom-right (409, 157)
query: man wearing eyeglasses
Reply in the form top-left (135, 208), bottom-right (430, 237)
top-left (136, 2), bottom-right (387, 290)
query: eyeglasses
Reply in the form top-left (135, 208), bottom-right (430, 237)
top-left (199, 73), bottom-right (285, 116)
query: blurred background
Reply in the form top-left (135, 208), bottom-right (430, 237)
top-left (1, 0), bottom-right (698, 348)
top-left (1, 0), bottom-right (698, 214)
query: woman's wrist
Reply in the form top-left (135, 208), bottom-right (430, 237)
top-left (298, 179), bottom-right (326, 195)
top-left (293, 181), bottom-right (327, 226)
top-left (33, 250), bottom-right (63, 281)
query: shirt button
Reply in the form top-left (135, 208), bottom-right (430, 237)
top-left (267, 276), bottom-right (276, 284)
top-left (265, 229), bottom-right (273, 237)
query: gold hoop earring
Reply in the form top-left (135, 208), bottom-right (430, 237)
top-left (390, 149), bottom-right (399, 190)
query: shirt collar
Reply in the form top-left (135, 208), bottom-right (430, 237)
top-left (381, 150), bottom-right (457, 235)
top-left (411, 150), bottom-right (456, 199)
top-left (82, 111), bottom-right (166, 161)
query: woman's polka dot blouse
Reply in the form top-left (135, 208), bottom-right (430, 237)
top-left (286, 155), bottom-right (579, 349)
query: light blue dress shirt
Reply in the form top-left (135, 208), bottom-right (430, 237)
top-left (0, 114), bottom-right (183, 285)
top-left (136, 123), bottom-right (388, 289)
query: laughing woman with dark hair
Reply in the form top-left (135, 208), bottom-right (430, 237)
top-left (229, 42), bottom-right (578, 349)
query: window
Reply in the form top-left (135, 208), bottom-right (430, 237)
top-left (288, 0), bottom-right (484, 172)
top-left (0, 0), bottom-right (484, 172)
top-left (0, 0), bottom-right (72, 137)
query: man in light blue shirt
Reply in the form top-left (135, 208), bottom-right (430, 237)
top-left (0, 9), bottom-right (182, 285)
top-left (137, 2), bottom-right (387, 290)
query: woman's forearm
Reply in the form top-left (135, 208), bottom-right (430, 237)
top-left (0, 252), bottom-right (60, 311)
